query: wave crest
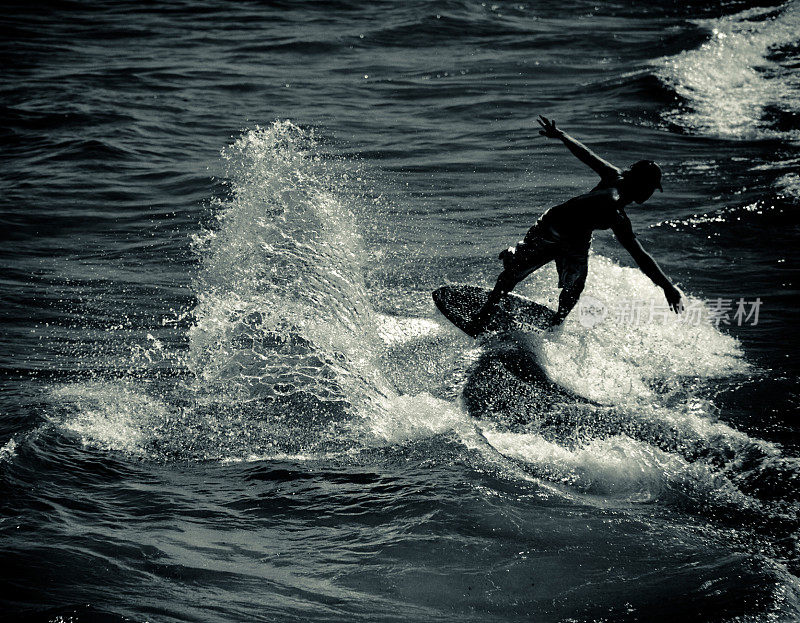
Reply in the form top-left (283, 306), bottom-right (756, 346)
top-left (654, 2), bottom-right (800, 140)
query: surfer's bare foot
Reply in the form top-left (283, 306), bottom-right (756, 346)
top-left (545, 314), bottom-right (564, 331)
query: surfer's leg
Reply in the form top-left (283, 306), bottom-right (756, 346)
top-left (552, 253), bottom-right (588, 324)
top-left (471, 254), bottom-right (554, 334)
top-left (469, 227), bottom-right (560, 335)
top-left (469, 270), bottom-right (518, 334)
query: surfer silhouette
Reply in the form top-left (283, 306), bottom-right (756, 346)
top-left (469, 115), bottom-right (684, 333)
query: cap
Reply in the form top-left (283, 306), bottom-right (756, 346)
top-left (630, 160), bottom-right (663, 192)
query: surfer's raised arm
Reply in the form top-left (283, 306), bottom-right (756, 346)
top-left (537, 115), bottom-right (622, 181)
top-left (464, 115), bottom-right (673, 333)
top-left (612, 217), bottom-right (684, 313)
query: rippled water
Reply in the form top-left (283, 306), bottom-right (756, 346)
top-left (2, 1), bottom-right (799, 622)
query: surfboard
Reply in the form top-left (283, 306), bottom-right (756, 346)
top-left (432, 285), bottom-right (556, 337)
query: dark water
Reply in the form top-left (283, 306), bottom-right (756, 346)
top-left (2, 1), bottom-right (800, 621)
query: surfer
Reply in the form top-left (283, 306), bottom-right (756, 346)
top-left (469, 115), bottom-right (683, 332)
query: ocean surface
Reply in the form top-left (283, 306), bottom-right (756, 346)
top-left (2, 1), bottom-right (799, 621)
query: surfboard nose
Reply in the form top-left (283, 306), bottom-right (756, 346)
top-left (432, 284), bottom-right (555, 338)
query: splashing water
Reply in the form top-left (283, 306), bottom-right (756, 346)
top-left (177, 122), bottom-right (424, 458)
top-left (45, 123), bottom-right (386, 459)
top-left (48, 122), bottom-right (467, 461)
top-left (189, 122), bottom-right (391, 405)
top-left (532, 255), bottom-right (747, 405)
top-left (41, 123), bottom-right (798, 535)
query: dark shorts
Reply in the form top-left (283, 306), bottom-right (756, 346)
top-left (499, 224), bottom-right (589, 291)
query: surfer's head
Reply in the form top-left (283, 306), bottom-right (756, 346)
top-left (622, 160), bottom-right (663, 204)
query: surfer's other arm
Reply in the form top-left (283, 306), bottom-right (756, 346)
top-left (537, 115), bottom-right (622, 180)
top-left (612, 219), bottom-right (684, 313)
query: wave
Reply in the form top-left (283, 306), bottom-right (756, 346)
top-left (776, 171), bottom-right (800, 199)
top-left (36, 124), bottom-right (800, 546)
top-left (456, 257), bottom-right (779, 498)
top-left (653, 1), bottom-right (800, 141)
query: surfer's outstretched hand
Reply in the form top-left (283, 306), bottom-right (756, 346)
top-left (537, 115), bottom-right (561, 139)
top-left (664, 284), bottom-right (684, 314)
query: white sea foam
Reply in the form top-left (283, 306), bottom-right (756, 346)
top-left (0, 438), bottom-right (18, 462)
top-left (481, 427), bottom-right (751, 505)
top-left (654, 2), bottom-right (800, 140)
top-left (776, 172), bottom-right (800, 199)
top-left (52, 382), bottom-right (165, 456)
top-left (375, 313), bottom-right (443, 345)
top-left (363, 252), bottom-right (762, 506)
top-left (370, 392), bottom-right (475, 443)
top-left (508, 255), bottom-right (747, 405)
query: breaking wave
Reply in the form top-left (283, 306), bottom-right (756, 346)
top-left (654, 1), bottom-right (800, 141)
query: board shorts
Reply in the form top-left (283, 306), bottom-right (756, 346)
top-left (498, 222), bottom-right (589, 292)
